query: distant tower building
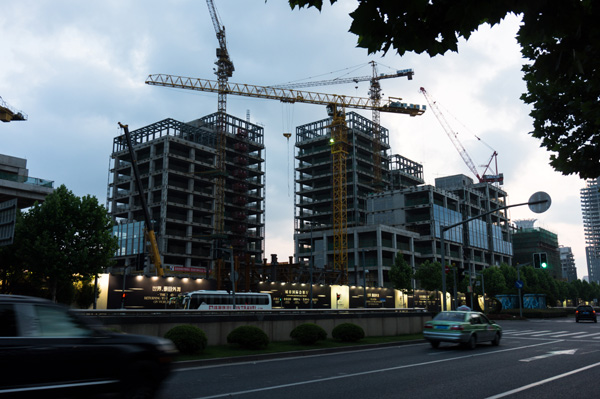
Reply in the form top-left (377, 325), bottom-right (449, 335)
top-left (0, 154), bottom-right (54, 246)
top-left (581, 178), bottom-right (600, 283)
top-left (559, 246), bottom-right (577, 282)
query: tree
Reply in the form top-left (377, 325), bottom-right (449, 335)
top-left (4, 185), bottom-right (118, 303)
top-left (482, 267), bottom-right (507, 299)
top-left (414, 260), bottom-right (442, 292)
top-left (289, 0), bottom-right (600, 179)
top-left (389, 253), bottom-right (413, 293)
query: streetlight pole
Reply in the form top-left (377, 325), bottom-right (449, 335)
top-left (440, 195), bottom-right (550, 311)
top-left (517, 264), bottom-right (523, 318)
top-left (362, 249), bottom-right (367, 308)
top-left (219, 247), bottom-right (236, 309)
top-left (309, 222), bottom-right (313, 309)
top-left (228, 248), bottom-right (235, 309)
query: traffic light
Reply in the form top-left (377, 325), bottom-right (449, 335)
top-left (336, 293), bottom-right (341, 301)
top-left (533, 253), bottom-right (541, 268)
top-left (540, 253), bottom-right (548, 269)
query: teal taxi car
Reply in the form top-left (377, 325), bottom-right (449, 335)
top-left (423, 311), bottom-right (502, 349)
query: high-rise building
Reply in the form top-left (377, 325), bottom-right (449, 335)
top-left (294, 112), bottom-right (423, 285)
top-left (107, 115), bottom-right (265, 281)
top-left (559, 245), bottom-right (577, 282)
top-left (581, 178), bottom-right (600, 283)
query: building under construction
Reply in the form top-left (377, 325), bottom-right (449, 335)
top-left (293, 111), bottom-right (514, 288)
top-left (107, 114), bottom-right (265, 285)
top-left (293, 112), bottom-right (426, 285)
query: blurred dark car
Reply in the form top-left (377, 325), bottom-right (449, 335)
top-left (575, 305), bottom-right (597, 323)
top-left (0, 294), bottom-right (177, 398)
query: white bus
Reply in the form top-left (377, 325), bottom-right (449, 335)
top-left (181, 290), bottom-right (272, 310)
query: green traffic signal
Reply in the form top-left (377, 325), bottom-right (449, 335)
top-left (540, 252), bottom-right (548, 268)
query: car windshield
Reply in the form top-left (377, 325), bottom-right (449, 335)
top-left (433, 312), bottom-right (467, 322)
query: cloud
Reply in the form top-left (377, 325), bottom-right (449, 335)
top-left (1, 1), bottom-right (589, 279)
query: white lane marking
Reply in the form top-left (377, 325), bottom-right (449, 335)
top-left (519, 349), bottom-right (577, 362)
top-left (485, 361), bottom-right (600, 399)
top-left (573, 332), bottom-right (600, 338)
top-left (189, 341), bottom-right (562, 399)
top-left (551, 332), bottom-right (590, 338)
top-left (529, 331), bottom-right (567, 337)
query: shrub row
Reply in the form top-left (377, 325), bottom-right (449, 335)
top-left (164, 322), bottom-right (366, 354)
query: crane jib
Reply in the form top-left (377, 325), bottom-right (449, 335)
top-left (145, 74), bottom-right (425, 116)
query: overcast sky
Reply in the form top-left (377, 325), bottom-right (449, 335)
top-left (1, 1), bottom-right (588, 278)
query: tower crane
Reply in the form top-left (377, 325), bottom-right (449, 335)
top-left (419, 87), bottom-right (503, 184)
top-left (206, 0), bottom-right (234, 251)
top-left (271, 61), bottom-right (415, 190)
top-left (146, 74), bottom-right (425, 285)
top-left (0, 96), bottom-right (27, 123)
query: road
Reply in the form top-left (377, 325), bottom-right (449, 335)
top-left (156, 318), bottom-right (600, 399)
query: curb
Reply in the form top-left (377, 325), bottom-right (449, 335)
top-left (172, 339), bottom-right (426, 369)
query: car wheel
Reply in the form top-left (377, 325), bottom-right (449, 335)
top-left (464, 335), bottom-right (476, 350)
top-left (595, 318), bottom-right (598, 323)
top-left (492, 333), bottom-right (501, 346)
top-left (576, 318), bottom-right (579, 323)
top-left (430, 341), bottom-right (440, 348)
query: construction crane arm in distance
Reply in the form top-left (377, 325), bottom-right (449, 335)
top-left (117, 122), bottom-right (164, 277)
top-left (0, 96), bottom-right (27, 122)
top-left (145, 74), bottom-right (425, 116)
top-left (270, 68), bottom-right (414, 90)
top-left (419, 87), bottom-right (503, 184)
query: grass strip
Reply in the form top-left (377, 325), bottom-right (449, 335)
top-left (176, 333), bottom-right (423, 361)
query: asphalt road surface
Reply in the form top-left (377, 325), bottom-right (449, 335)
top-left (156, 318), bottom-right (600, 399)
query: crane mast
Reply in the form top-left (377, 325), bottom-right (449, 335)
top-left (206, 0), bottom-right (234, 268)
top-left (147, 74), bottom-right (424, 284)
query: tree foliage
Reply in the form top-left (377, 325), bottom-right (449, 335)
top-left (389, 253), bottom-right (413, 293)
top-left (0, 185), bottom-right (118, 303)
top-left (414, 260), bottom-right (442, 292)
top-left (289, 0), bottom-right (600, 179)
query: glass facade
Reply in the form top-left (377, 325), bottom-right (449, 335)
top-left (468, 219), bottom-right (488, 250)
top-left (491, 224), bottom-right (513, 255)
top-left (433, 205), bottom-right (462, 243)
top-left (112, 221), bottom-right (145, 256)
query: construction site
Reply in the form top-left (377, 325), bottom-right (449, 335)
top-left (102, 0), bottom-right (516, 299)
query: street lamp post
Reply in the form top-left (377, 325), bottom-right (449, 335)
top-left (219, 247), bottom-right (236, 309)
top-left (517, 264), bottom-right (523, 318)
top-left (309, 222), bottom-right (314, 309)
top-left (440, 193), bottom-right (550, 311)
top-left (362, 249), bottom-right (367, 308)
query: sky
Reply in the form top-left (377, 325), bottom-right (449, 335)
top-left (1, 1), bottom-right (589, 279)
